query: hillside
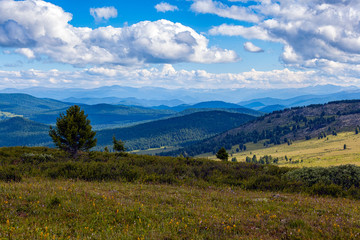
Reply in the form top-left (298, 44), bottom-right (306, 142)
top-left (0, 117), bottom-right (52, 147)
top-left (96, 110), bottom-right (256, 151)
top-left (0, 93), bottom-right (176, 128)
top-left (0, 93), bottom-right (70, 116)
top-left (31, 103), bottom-right (175, 127)
top-left (204, 131), bottom-right (360, 168)
top-left (167, 100), bottom-right (360, 156)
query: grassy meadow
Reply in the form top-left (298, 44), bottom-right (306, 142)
top-left (204, 131), bottom-right (360, 167)
top-left (0, 146), bottom-right (360, 239)
top-left (1, 178), bottom-right (360, 240)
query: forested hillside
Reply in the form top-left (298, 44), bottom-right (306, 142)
top-left (0, 117), bottom-right (52, 147)
top-left (96, 111), bottom-right (256, 150)
top-left (0, 93), bottom-right (70, 116)
top-left (165, 100), bottom-right (360, 156)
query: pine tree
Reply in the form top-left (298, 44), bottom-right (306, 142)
top-left (49, 105), bottom-right (97, 156)
top-left (113, 136), bottom-right (126, 153)
top-left (216, 147), bottom-right (229, 161)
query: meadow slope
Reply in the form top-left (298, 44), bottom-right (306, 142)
top-left (1, 179), bottom-right (359, 240)
top-left (203, 131), bottom-right (360, 168)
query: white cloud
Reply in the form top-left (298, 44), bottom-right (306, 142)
top-left (209, 24), bottom-right (273, 40)
top-left (191, 0), bottom-right (260, 23)
top-left (90, 7), bottom-right (118, 22)
top-left (15, 48), bottom-right (35, 58)
top-left (0, 0), bottom-right (237, 66)
top-left (208, 0), bottom-right (360, 72)
top-left (1, 64), bottom-right (358, 90)
top-left (243, 42), bottom-right (263, 53)
top-left (155, 2), bottom-right (179, 12)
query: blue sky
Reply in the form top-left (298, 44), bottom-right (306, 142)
top-left (0, 0), bottom-right (360, 89)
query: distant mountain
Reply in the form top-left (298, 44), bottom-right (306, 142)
top-left (152, 101), bottom-right (262, 117)
top-left (2, 84), bottom-right (357, 103)
top-left (165, 100), bottom-right (360, 156)
top-left (190, 101), bottom-right (244, 109)
top-left (258, 105), bottom-right (286, 113)
top-left (243, 102), bottom-right (265, 109)
top-left (63, 97), bottom-right (185, 107)
top-left (96, 110), bottom-right (256, 151)
top-left (238, 90), bottom-right (360, 111)
top-left (0, 117), bottom-right (52, 147)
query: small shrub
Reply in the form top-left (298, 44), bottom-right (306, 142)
top-left (48, 197), bottom-right (61, 208)
top-left (309, 183), bottom-right (343, 197)
top-left (0, 166), bottom-right (22, 182)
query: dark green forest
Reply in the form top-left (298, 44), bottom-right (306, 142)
top-left (164, 100), bottom-right (360, 156)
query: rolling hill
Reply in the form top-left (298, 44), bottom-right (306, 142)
top-left (0, 93), bottom-right (70, 116)
top-left (31, 103), bottom-right (176, 128)
top-left (0, 117), bottom-right (52, 147)
top-left (94, 110), bottom-right (256, 151)
top-left (165, 100), bottom-right (360, 156)
top-left (0, 93), bottom-right (176, 128)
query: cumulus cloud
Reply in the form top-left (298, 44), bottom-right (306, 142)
top-left (191, 0), bottom-right (260, 22)
top-left (90, 6), bottom-right (118, 22)
top-left (243, 42), bottom-right (263, 53)
top-left (0, 0), bottom-right (237, 66)
top-left (208, 0), bottom-right (360, 72)
top-left (155, 2), bottom-right (179, 12)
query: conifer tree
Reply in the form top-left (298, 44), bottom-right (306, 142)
top-left (113, 136), bottom-right (126, 153)
top-left (49, 105), bottom-right (97, 156)
top-left (216, 147), bottom-right (229, 161)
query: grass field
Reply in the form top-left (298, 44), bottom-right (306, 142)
top-left (204, 132), bottom-right (360, 167)
top-left (1, 178), bottom-right (359, 239)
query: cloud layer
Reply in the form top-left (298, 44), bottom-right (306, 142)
top-left (0, 0), bottom-right (237, 66)
top-left (1, 64), bottom-right (355, 90)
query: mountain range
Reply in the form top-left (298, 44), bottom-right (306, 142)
top-left (1, 84), bottom-right (358, 104)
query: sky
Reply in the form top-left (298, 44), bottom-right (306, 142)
top-left (0, 0), bottom-right (360, 89)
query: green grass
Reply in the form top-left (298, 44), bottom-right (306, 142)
top-left (1, 178), bottom-right (359, 239)
top-left (205, 132), bottom-right (360, 167)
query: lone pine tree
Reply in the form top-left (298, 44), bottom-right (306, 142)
top-left (49, 105), bottom-right (97, 156)
top-left (216, 147), bottom-right (229, 161)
